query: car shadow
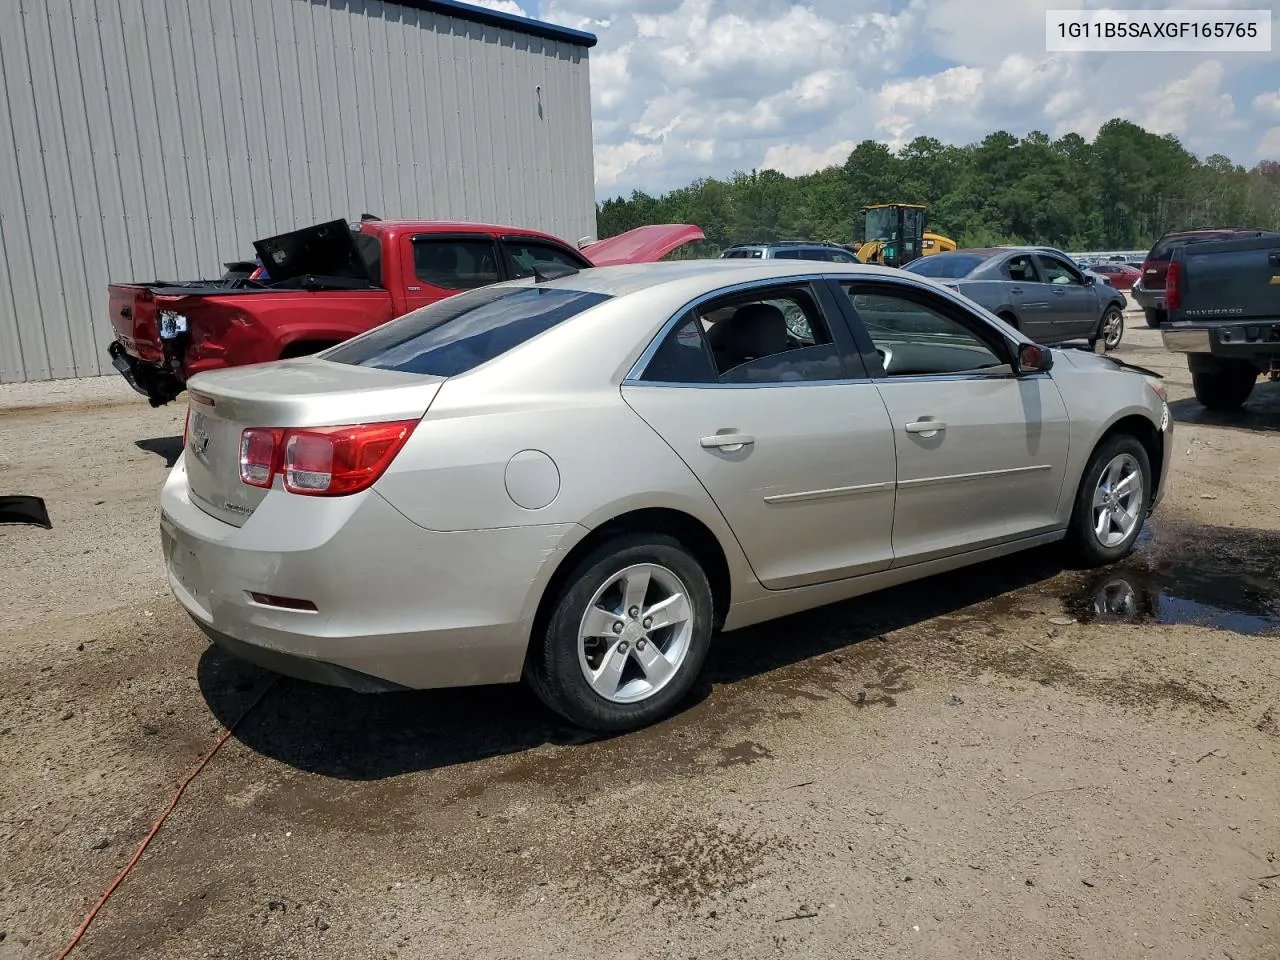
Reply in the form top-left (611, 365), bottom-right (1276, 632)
top-left (1170, 378), bottom-right (1280, 432)
top-left (199, 545), bottom-right (1067, 781)
top-left (136, 435), bottom-right (184, 468)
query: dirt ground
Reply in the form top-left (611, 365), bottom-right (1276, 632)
top-left (2, 315), bottom-right (1279, 960)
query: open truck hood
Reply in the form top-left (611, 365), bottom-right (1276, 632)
top-left (580, 224), bottom-right (705, 267)
top-left (252, 219), bottom-right (371, 284)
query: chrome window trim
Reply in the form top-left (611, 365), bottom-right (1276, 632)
top-left (622, 377), bottom-right (875, 389)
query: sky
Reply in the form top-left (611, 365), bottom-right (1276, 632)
top-left (470, 0), bottom-right (1280, 200)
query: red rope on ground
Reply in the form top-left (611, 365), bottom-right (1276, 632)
top-left (52, 680), bottom-right (276, 960)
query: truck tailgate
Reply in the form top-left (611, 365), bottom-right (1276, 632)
top-left (108, 283), bottom-right (163, 361)
top-left (1176, 236), bottom-right (1280, 322)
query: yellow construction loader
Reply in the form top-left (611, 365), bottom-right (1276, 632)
top-left (855, 203), bottom-right (956, 268)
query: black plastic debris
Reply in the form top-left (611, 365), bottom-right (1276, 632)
top-left (0, 496), bottom-right (51, 528)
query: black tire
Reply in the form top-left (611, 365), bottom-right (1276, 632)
top-left (997, 312), bottom-right (1019, 331)
top-left (1192, 363), bottom-right (1256, 411)
top-left (525, 533), bottom-right (714, 732)
top-left (1066, 434), bottom-right (1152, 567)
top-left (1143, 309), bottom-right (1164, 329)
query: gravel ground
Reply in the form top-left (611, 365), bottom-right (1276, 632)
top-left (2, 320), bottom-right (1279, 960)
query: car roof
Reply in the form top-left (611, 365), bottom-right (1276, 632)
top-left (361, 220), bottom-right (567, 242)
top-left (495, 258), bottom-right (908, 298)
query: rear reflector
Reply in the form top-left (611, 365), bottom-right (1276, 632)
top-left (238, 419), bottom-right (417, 496)
top-left (248, 592), bottom-right (318, 612)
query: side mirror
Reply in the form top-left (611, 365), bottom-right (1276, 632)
top-left (1083, 273), bottom-right (1096, 286)
top-left (1018, 342), bottom-right (1054, 373)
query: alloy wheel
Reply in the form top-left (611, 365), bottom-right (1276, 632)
top-left (577, 563), bottom-right (694, 704)
top-left (1102, 308), bottom-right (1124, 349)
top-left (1091, 453), bottom-right (1143, 548)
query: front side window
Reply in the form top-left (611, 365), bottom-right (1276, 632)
top-left (412, 238), bottom-right (501, 290)
top-left (842, 284), bottom-right (1008, 377)
top-left (502, 240), bottom-right (589, 279)
top-left (1039, 255), bottom-right (1082, 285)
top-left (326, 286), bottom-right (611, 377)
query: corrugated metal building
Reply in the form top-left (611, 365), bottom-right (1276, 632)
top-left (0, 0), bottom-right (597, 383)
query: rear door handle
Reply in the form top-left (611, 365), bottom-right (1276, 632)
top-left (1009, 286), bottom-right (1023, 295)
top-left (700, 432), bottom-right (755, 452)
top-left (905, 420), bottom-right (946, 437)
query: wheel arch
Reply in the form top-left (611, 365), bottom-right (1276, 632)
top-left (1094, 412), bottom-right (1164, 509)
top-left (526, 507), bottom-right (734, 669)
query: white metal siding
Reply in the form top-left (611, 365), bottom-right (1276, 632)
top-left (0, 0), bottom-right (596, 382)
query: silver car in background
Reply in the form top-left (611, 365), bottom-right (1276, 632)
top-left (903, 247), bottom-right (1129, 351)
top-left (161, 260), bottom-right (1172, 732)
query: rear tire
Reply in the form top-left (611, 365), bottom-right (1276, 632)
top-left (1095, 306), bottom-right (1124, 351)
top-left (1191, 362), bottom-right (1256, 411)
top-left (1143, 309), bottom-right (1165, 329)
top-left (1066, 434), bottom-right (1151, 567)
top-left (525, 534), bottom-right (714, 732)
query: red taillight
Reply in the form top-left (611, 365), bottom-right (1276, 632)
top-left (238, 420), bottom-right (417, 496)
top-left (1166, 260), bottom-right (1182, 310)
top-left (239, 428), bottom-right (282, 488)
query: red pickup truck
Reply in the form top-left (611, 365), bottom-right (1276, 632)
top-left (107, 218), bottom-right (703, 406)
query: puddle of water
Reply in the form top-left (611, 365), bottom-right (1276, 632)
top-left (1062, 524), bottom-right (1280, 636)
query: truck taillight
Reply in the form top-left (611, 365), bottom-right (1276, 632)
top-left (238, 420), bottom-right (417, 496)
top-left (1165, 261), bottom-right (1182, 310)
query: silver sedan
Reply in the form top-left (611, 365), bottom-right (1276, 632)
top-left (161, 260), bottom-right (1173, 731)
top-left (903, 247), bottom-right (1129, 351)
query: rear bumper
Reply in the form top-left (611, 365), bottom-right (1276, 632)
top-left (1130, 283), bottom-right (1163, 312)
top-left (1162, 321), bottom-right (1280, 365)
top-left (159, 456), bottom-right (582, 691)
top-left (107, 340), bottom-right (184, 407)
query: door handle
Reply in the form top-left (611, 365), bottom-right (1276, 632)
top-left (1009, 286), bottom-right (1023, 295)
top-left (905, 419), bottom-right (946, 437)
top-left (700, 431), bottom-right (755, 452)
top-left (1052, 288), bottom-right (1066, 296)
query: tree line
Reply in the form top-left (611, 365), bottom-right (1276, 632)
top-left (595, 119), bottom-right (1280, 254)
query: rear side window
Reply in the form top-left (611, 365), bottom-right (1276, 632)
top-left (326, 286), bottom-right (611, 377)
top-left (642, 314), bottom-right (716, 383)
top-left (902, 255), bottom-right (986, 278)
top-left (413, 238), bottom-right (501, 290)
top-left (353, 232), bottom-right (383, 286)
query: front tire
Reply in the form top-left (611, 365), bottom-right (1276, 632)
top-left (526, 534), bottom-right (713, 732)
top-left (1191, 362), bottom-right (1256, 411)
top-left (1066, 435), bottom-right (1151, 567)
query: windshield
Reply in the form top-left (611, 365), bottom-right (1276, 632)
top-left (325, 285), bottom-right (612, 377)
top-left (864, 207), bottom-right (899, 244)
top-left (902, 254), bottom-right (987, 278)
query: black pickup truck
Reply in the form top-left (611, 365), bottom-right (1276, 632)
top-left (1160, 232), bottom-right (1280, 410)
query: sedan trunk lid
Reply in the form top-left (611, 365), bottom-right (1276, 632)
top-left (181, 357), bottom-right (442, 527)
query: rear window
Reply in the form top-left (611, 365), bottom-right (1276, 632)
top-left (721, 249), bottom-right (763, 259)
top-left (325, 286), bottom-right (612, 377)
top-left (902, 254), bottom-right (987, 278)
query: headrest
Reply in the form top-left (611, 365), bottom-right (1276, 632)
top-left (708, 303), bottom-right (788, 360)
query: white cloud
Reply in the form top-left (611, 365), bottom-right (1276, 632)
top-left (761, 139), bottom-right (856, 176)
top-left (1255, 91), bottom-right (1280, 119)
top-left (1260, 127), bottom-right (1280, 159)
top-left (538, 0), bottom-right (1280, 197)
top-left (466, 0), bottom-right (530, 16)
